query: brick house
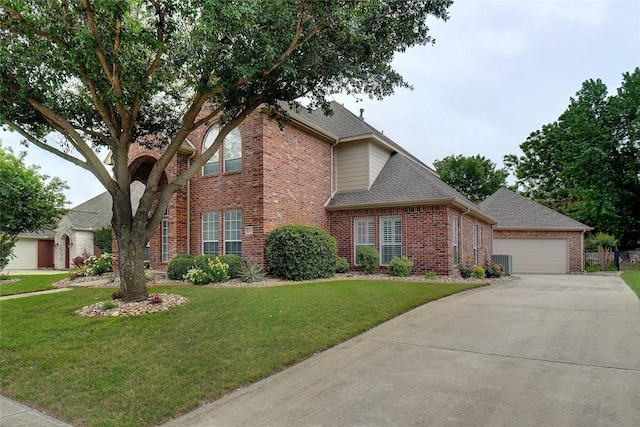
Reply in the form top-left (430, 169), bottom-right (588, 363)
top-left (127, 102), bottom-right (497, 275)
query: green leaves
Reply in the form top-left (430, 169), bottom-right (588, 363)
top-left (433, 154), bottom-right (508, 203)
top-left (506, 68), bottom-right (640, 247)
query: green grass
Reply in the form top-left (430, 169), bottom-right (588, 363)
top-left (0, 273), bottom-right (68, 296)
top-left (621, 270), bottom-right (640, 299)
top-left (0, 280), bottom-right (486, 427)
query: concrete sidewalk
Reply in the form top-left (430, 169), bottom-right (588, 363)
top-left (0, 396), bottom-right (72, 427)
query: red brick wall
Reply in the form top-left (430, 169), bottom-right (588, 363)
top-left (328, 205), bottom-right (494, 275)
top-left (493, 229), bottom-right (584, 272)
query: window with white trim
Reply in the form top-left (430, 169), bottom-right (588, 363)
top-left (380, 216), bottom-right (401, 265)
top-left (354, 218), bottom-right (375, 264)
top-left (453, 217), bottom-right (459, 265)
top-left (202, 212), bottom-right (219, 255)
top-left (162, 219), bottom-right (169, 262)
top-left (202, 127), bottom-right (220, 175)
top-left (224, 210), bottom-right (242, 256)
top-left (223, 129), bottom-right (242, 172)
top-left (473, 224), bottom-right (478, 265)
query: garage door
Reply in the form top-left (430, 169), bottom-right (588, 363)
top-left (5, 239), bottom-right (38, 270)
top-left (494, 238), bottom-right (568, 274)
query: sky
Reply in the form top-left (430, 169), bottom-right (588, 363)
top-left (1, 0), bottom-right (639, 207)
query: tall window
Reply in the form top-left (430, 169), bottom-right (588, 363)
top-left (473, 224), bottom-right (478, 265)
top-left (224, 210), bottom-right (242, 256)
top-left (354, 218), bottom-right (375, 263)
top-left (202, 212), bottom-right (219, 255)
top-left (223, 129), bottom-right (242, 172)
top-left (453, 217), bottom-right (459, 265)
top-left (202, 127), bottom-right (220, 175)
top-left (162, 219), bottom-right (169, 262)
top-left (380, 216), bottom-right (401, 265)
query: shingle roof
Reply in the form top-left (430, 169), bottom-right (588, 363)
top-left (326, 154), bottom-right (496, 223)
top-left (478, 188), bottom-right (592, 230)
top-left (67, 192), bottom-right (112, 230)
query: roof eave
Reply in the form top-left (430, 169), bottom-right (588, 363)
top-left (494, 226), bottom-right (594, 232)
top-left (326, 198), bottom-right (498, 224)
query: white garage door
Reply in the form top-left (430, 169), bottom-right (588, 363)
top-left (4, 239), bottom-right (38, 270)
top-left (494, 238), bottom-right (568, 274)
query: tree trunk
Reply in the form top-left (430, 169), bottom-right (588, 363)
top-left (112, 190), bottom-right (149, 302)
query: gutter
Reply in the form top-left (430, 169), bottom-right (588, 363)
top-left (460, 207), bottom-right (471, 258)
top-left (186, 150), bottom-right (196, 255)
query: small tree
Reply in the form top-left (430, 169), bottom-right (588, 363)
top-left (0, 144), bottom-right (67, 269)
top-left (587, 232), bottom-right (617, 271)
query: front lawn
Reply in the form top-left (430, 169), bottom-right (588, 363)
top-left (0, 280), bottom-right (486, 427)
top-left (621, 270), bottom-right (640, 299)
top-left (0, 273), bottom-right (68, 296)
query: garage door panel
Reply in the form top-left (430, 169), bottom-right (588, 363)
top-left (494, 238), bottom-right (567, 274)
top-left (5, 239), bottom-right (38, 270)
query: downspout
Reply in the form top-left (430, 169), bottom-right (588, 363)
top-left (186, 151), bottom-right (196, 255)
top-left (581, 229), bottom-right (586, 272)
top-left (330, 138), bottom-right (340, 198)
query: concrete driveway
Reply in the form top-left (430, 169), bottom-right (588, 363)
top-left (163, 274), bottom-right (640, 427)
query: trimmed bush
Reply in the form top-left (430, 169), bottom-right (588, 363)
top-left (484, 261), bottom-right (504, 278)
top-left (218, 254), bottom-right (243, 279)
top-left (471, 266), bottom-right (485, 279)
top-left (388, 256), bottom-right (413, 277)
top-left (266, 224), bottom-right (337, 281)
top-left (335, 257), bottom-right (350, 274)
top-left (167, 254), bottom-right (195, 280)
top-left (356, 246), bottom-right (379, 275)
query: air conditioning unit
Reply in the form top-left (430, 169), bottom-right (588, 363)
top-left (492, 255), bottom-right (513, 276)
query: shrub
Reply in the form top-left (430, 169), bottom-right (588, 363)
top-left (218, 254), bottom-right (243, 279)
top-left (72, 255), bottom-right (86, 268)
top-left (266, 224), bottom-right (337, 281)
top-left (484, 262), bottom-right (504, 278)
top-left (148, 294), bottom-right (162, 304)
top-left (206, 257), bottom-right (229, 283)
top-left (457, 253), bottom-right (474, 278)
top-left (102, 301), bottom-right (116, 311)
top-left (94, 227), bottom-right (113, 254)
top-left (111, 291), bottom-right (122, 300)
top-left (239, 261), bottom-right (264, 283)
top-left (167, 254), bottom-right (195, 280)
top-left (356, 246), bottom-right (379, 275)
top-left (335, 257), bottom-right (350, 274)
top-left (388, 256), bottom-right (413, 277)
top-left (89, 253), bottom-right (112, 275)
top-left (471, 266), bottom-right (485, 279)
top-left (184, 268), bottom-right (210, 285)
top-left (425, 271), bottom-right (437, 279)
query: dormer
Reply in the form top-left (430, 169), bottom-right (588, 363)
top-left (335, 138), bottom-right (392, 191)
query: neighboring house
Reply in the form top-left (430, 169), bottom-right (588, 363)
top-left (3, 230), bottom-right (55, 270)
top-left (122, 102), bottom-right (497, 275)
top-left (479, 188), bottom-right (593, 273)
top-left (54, 192), bottom-right (112, 269)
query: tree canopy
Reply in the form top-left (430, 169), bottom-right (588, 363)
top-left (0, 0), bottom-right (453, 299)
top-left (505, 68), bottom-right (640, 248)
top-left (433, 154), bottom-right (508, 203)
top-left (0, 144), bottom-right (67, 269)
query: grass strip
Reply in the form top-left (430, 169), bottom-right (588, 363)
top-left (0, 279), bottom-right (486, 427)
top-left (621, 270), bottom-right (640, 299)
top-left (0, 274), bottom-right (68, 296)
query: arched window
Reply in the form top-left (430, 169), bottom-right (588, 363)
top-left (202, 126), bottom-right (242, 175)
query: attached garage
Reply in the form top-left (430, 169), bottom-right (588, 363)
top-left (494, 238), bottom-right (568, 274)
top-left (480, 189), bottom-right (592, 274)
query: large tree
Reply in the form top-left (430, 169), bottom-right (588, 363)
top-left (504, 69), bottom-right (640, 248)
top-left (0, 144), bottom-right (67, 269)
top-left (433, 154), bottom-right (508, 203)
top-left (0, 0), bottom-right (453, 300)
